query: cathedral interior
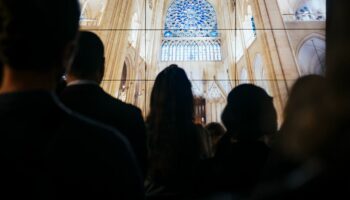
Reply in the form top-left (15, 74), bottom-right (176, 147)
top-left (78, 0), bottom-right (326, 125)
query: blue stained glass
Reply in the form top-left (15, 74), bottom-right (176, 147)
top-left (164, 0), bottom-right (218, 37)
top-left (251, 17), bottom-right (256, 36)
top-left (210, 31), bottom-right (218, 37)
top-left (164, 31), bottom-right (173, 37)
top-left (161, 0), bottom-right (222, 62)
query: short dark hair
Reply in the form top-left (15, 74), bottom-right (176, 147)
top-left (221, 84), bottom-right (277, 141)
top-left (0, 0), bottom-right (80, 71)
top-left (69, 31), bottom-right (105, 79)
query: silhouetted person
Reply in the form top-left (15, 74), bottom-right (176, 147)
top-left (211, 84), bottom-right (277, 196)
top-left (255, 76), bottom-right (330, 189)
top-left (251, 75), bottom-right (348, 200)
top-left (60, 31), bottom-right (147, 176)
top-left (205, 122), bottom-right (226, 156)
top-left (0, 1), bottom-right (143, 199)
top-left (146, 64), bottom-right (202, 198)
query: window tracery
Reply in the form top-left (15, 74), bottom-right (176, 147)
top-left (161, 0), bottom-right (221, 62)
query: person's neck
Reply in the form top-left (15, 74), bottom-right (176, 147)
top-left (66, 74), bottom-right (99, 85)
top-left (0, 65), bottom-right (56, 94)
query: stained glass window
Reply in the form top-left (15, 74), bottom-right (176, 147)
top-left (164, 0), bottom-right (217, 37)
top-left (295, 1), bottom-right (326, 21)
top-left (295, 6), bottom-right (313, 21)
top-left (243, 5), bottom-right (256, 47)
top-left (161, 0), bottom-right (221, 62)
top-left (251, 17), bottom-right (256, 36)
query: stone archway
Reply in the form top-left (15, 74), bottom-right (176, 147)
top-left (297, 36), bottom-right (326, 76)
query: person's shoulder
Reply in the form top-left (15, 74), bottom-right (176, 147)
top-left (61, 84), bottom-right (101, 95)
top-left (60, 105), bottom-right (131, 149)
top-left (103, 91), bottom-right (143, 115)
top-left (101, 89), bottom-right (127, 106)
top-left (125, 103), bottom-right (143, 116)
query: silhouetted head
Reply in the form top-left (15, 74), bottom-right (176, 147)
top-left (148, 64), bottom-right (194, 127)
top-left (0, 0), bottom-right (80, 71)
top-left (221, 84), bottom-right (277, 141)
top-left (280, 75), bottom-right (333, 161)
top-left (68, 31), bottom-right (105, 83)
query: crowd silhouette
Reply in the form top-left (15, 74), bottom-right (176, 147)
top-left (0, 0), bottom-right (349, 199)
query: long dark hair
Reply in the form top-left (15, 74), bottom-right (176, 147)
top-left (146, 64), bottom-right (200, 185)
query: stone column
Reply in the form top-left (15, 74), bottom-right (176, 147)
top-left (255, 0), bottom-right (300, 124)
top-left (256, 0), bottom-right (300, 97)
top-left (93, 0), bottom-right (133, 96)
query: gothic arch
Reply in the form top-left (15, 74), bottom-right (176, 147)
top-left (117, 62), bottom-right (128, 101)
top-left (253, 54), bottom-right (264, 81)
top-left (239, 67), bottom-right (249, 84)
top-left (123, 46), bottom-right (141, 80)
top-left (117, 47), bottom-right (136, 101)
top-left (296, 34), bottom-right (326, 76)
top-left (296, 33), bottom-right (325, 55)
top-left (253, 54), bottom-right (271, 94)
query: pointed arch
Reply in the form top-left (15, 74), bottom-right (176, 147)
top-left (253, 54), bottom-right (271, 94)
top-left (297, 34), bottom-right (326, 76)
top-left (240, 67), bottom-right (249, 84)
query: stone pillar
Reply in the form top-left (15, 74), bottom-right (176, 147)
top-left (90, 0), bottom-right (133, 96)
top-left (255, 0), bottom-right (300, 124)
top-left (256, 0), bottom-right (300, 96)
